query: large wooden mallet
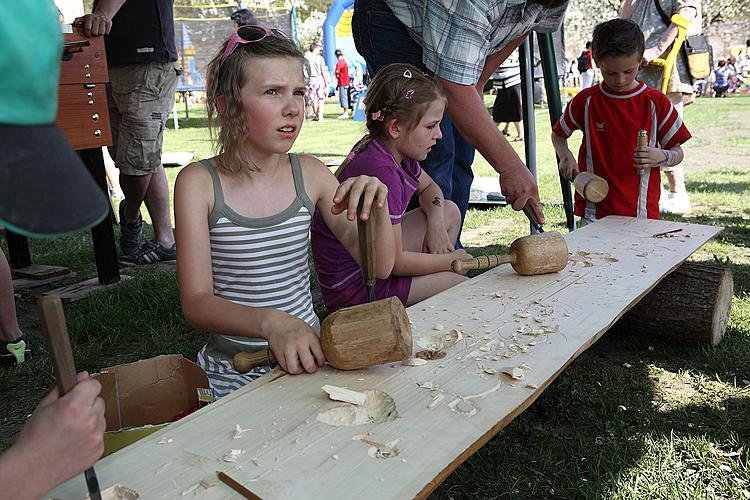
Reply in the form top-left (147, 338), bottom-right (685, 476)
top-left (452, 231), bottom-right (568, 276)
top-left (234, 296), bottom-right (412, 373)
top-left (38, 296), bottom-right (102, 500)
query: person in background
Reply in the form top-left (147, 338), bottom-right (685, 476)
top-left (620, 0), bottom-right (700, 215)
top-left (491, 49), bottom-right (524, 142)
top-left (0, 249), bottom-right (28, 365)
top-left (712, 58), bottom-right (733, 97)
top-left (0, 0), bottom-right (108, 493)
top-left (305, 42), bottom-right (330, 121)
top-left (76, 0), bottom-right (180, 264)
top-left (334, 49), bottom-right (352, 119)
top-left (579, 41), bottom-right (596, 88)
top-left (230, 8), bottom-right (258, 28)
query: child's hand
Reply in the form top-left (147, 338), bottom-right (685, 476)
top-left (331, 175), bottom-right (388, 222)
top-left (267, 317), bottom-right (325, 375)
top-left (634, 145), bottom-right (670, 170)
top-left (558, 151), bottom-right (579, 180)
top-left (423, 226), bottom-right (455, 254)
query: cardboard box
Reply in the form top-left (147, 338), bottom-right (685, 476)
top-left (95, 355), bottom-right (212, 456)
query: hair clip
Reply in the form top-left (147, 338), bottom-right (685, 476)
top-left (404, 89), bottom-right (414, 100)
top-left (403, 69), bottom-right (413, 78)
top-left (371, 110), bottom-right (384, 121)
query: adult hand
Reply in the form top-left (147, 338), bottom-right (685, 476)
top-left (2, 373), bottom-right (105, 498)
top-left (558, 151), bottom-right (580, 180)
top-left (266, 315), bottom-right (325, 374)
top-left (331, 175), bottom-right (388, 222)
top-left (498, 165), bottom-right (545, 224)
top-left (73, 13), bottom-right (113, 37)
top-left (641, 47), bottom-right (662, 67)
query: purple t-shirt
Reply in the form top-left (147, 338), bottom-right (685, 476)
top-left (311, 139), bottom-right (420, 311)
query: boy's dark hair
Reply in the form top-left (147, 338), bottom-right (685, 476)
top-left (309, 42), bottom-right (320, 52)
top-left (592, 19), bottom-right (645, 62)
top-left (364, 63), bottom-right (445, 140)
top-left (585, 41), bottom-right (592, 50)
top-left (335, 49), bottom-right (343, 57)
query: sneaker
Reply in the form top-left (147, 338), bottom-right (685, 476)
top-left (120, 240), bottom-right (176, 265)
top-left (1, 335), bottom-right (30, 365)
top-left (119, 200), bottom-right (143, 256)
top-left (337, 112), bottom-right (350, 119)
top-left (660, 191), bottom-right (692, 215)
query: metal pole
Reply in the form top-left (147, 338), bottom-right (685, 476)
top-left (519, 36), bottom-right (538, 235)
top-left (538, 32), bottom-right (575, 231)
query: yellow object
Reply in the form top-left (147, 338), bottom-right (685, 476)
top-left (650, 14), bottom-right (691, 94)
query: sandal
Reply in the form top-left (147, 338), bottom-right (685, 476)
top-left (501, 130), bottom-right (510, 136)
top-left (512, 136), bottom-right (524, 142)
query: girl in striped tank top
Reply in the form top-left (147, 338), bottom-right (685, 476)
top-left (174, 26), bottom-right (396, 398)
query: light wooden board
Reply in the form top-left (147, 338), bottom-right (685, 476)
top-left (51, 216), bottom-right (722, 499)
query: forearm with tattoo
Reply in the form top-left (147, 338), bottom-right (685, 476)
top-left (431, 197), bottom-right (442, 207)
top-left (657, 149), bottom-right (680, 166)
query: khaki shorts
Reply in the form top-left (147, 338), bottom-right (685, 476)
top-left (107, 62), bottom-right (179, 176)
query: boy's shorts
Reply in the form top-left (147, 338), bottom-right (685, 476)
top-left (308, 79), bottom-right (327, 101)
top-left (107, 62), bottom-right (179, 176)
top-left (338, 86), bottom-right (351, 108)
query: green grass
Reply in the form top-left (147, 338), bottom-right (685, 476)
top-left (2, 94), bottom-right (749, 499)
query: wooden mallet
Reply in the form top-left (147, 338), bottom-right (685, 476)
top-left (38, 296), bottom-right (102, 500)
top-left (572, 171), bottom-right (609, 203)
top-left (451, 231), bottom-right (568, 276)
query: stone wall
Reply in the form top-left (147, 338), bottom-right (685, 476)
top-left (706, 19), bottom-right (750, 57)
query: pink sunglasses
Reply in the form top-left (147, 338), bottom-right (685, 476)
top-left (220, 25), bottom-right (289, 65)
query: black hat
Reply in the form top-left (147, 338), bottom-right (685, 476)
top-left (0, 1), bottom-right (108, 238)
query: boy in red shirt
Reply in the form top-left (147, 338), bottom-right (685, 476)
top-left (334, 49), bottom-right (352, 119)
top-left (552, 18), bottom-right (691, 224)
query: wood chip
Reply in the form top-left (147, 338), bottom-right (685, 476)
top-left (502, 367), bottom-right (525, 380)
top-left (402, 357), bottom-right (428, 366)
top-left (416, 350), bottom-right (446, 360)
top-left (322, 385), bottom-right (367, 406)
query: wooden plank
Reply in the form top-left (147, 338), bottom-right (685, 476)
top-left (12, 271), bottom-right (75, 291)
top-left (12, 264), bottom-right (71, 280)
top-left (44, 275), bottom-right (130, 303)
top-left (51, 216), bottom-right (722, 499)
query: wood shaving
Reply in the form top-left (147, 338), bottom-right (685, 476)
top-left (526, 383), bottom-right (539, 389)
top-left (402, 357), bottom-right (428, 366)
top-left (233, 424), bottom-right (251, 439)
top-left (428, 394), bottom-right (445, 408)
top-left (448, 398), bottom-right (478, 417)
top-left (157, 437), bottom-right (173, 445)
top-left (483, 369), bottom-right (497, 375)
top-left (503, 367), bottom-right (525, 380)
top-left (332, 454), bottom-right (340, 460)
top-left (433, 323), bottom-right (444, 331)
top-left (322, 385), bottom-right (367, 406)
top-left (479, 345), bottom-right (491, 352)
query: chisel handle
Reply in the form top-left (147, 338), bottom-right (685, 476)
top-left (451, 254), bottom-right (515, 274)
top-left (636, 130), bottom-right (648, 175)
top-left (234, 349), bottom-right (278, 374)
top-left (357, 198), bottom-right (376, 302)
top-left (38, 296), bottom-right (102, 500)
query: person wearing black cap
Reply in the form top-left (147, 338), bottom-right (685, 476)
top-left (230, 8), bottom-right (258, 28)
top-left (0, 0), bottom-right (107, 495)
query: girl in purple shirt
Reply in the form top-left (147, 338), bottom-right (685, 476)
top-left (311, 63), bottom-right (469, 312)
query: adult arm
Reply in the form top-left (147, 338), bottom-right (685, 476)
top-left (73, 0), bottom-right (127, 36)
top-left (642, 5), bottom-right (699, 64)
top-left (0, 373), bottom-right (105, 499)
top-left (174, 163), bottom-right (324, 374)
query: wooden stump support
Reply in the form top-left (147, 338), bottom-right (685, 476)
top-left (612, 261), bottom-right (733, 346)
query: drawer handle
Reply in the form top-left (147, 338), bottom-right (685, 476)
top-left (88, 100), bottom-right (94, 106)
top-left (92, 113), bottom-right (100, 121)
top-left (94, 129), bottom-right (102, 137)
top-left (87, 92), bottom-right (93, 97)
top-left (85, 73), bottom-right (91, 79)
top-left (84, 64), bottom-right (90, 69)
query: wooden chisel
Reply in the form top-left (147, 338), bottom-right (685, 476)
top-left (38, 296), bottom-right (102, 500)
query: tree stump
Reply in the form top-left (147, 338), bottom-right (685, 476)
top-left (612, 261), bottom-right (733, 346)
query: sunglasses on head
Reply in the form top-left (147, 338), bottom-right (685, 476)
top-left (220, 25), bottom-right (289, 65)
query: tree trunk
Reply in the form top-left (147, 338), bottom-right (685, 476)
top-left (612, 261), bottom-right (733, 346)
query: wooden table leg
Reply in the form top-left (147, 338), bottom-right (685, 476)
top-left (79, 148), bottom-right (120, 285)
top-left (4, 230), bottom-right (31, 269)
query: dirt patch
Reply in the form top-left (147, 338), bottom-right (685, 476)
top-left (654, 370), bottom-right (699, 404)
top-left (683, 108), bottom-right (750, 174)
top-left (461, 216), bottom-right (516, 247)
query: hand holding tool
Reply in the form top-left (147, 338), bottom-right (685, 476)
top-left (451, 232), bottom-right (568, 276)
top-left (522, 203), bottom-right (544, 233)
top-left (38, 296), bottom-right (102, 500)
top-left (234, 297), bottom-right (412, 373)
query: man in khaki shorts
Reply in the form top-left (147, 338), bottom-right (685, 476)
top-left (76, 0), bottom-right (178, 264)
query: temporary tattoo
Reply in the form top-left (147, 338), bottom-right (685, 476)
top-left (432, 197), bottom-right (442, 207)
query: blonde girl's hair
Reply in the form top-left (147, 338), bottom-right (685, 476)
top-left (205, 31), bottom-right (304, 175)
top-left (364, 63), bottom-right (446, 141)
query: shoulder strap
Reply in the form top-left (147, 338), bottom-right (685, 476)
top-left (653, 0), bottom-right (671, 27)
top-left (199, 159), bottom-right (226, 227)
top-left (289, 154), bottom-right (316, 214)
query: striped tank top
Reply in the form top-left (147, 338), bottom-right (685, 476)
top-left (197, 155), bottom-right (319, 397)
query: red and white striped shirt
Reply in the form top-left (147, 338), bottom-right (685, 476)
top-left (553, 81), bottom-right (691, 220)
